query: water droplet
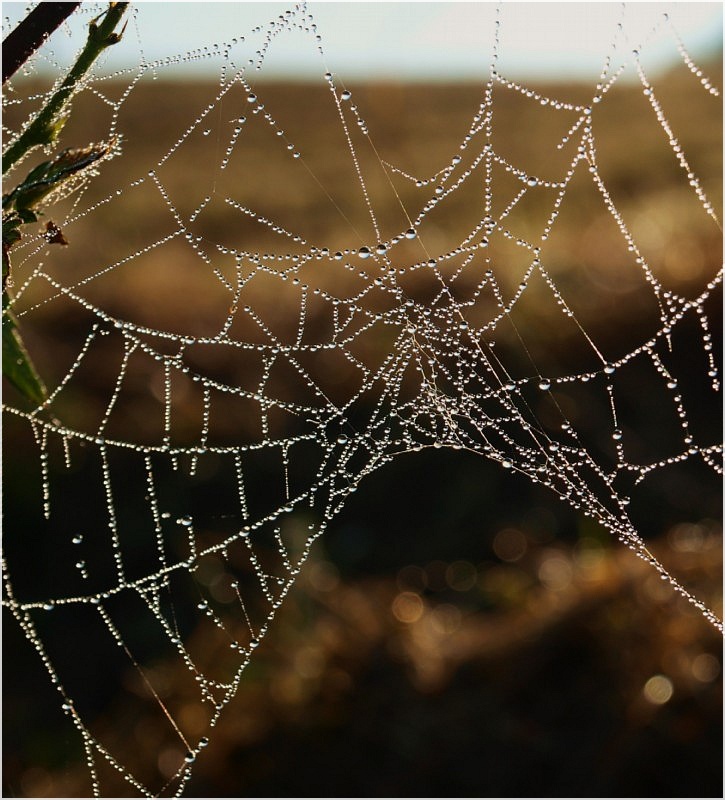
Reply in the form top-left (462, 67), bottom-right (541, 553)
top-left (612, 429), bottom-right (623, 441)
top-left (538, 379), bottom-right (551, 391)
top-left (247, 93), bottom-right (257, 103)
top-left (358, 246), bottom-right (371, 259)
top-left (72, 535), bottom-right (83, 545)
top-left (405, 228), bottom-right (416, 239)
top-left (340, 90), bottom-right (352, 101)
top-left (527, 177), bottom-right (538, 187)
top-left (376, 244), bottom-right (387, 255)
top-left (184, 752), bottom-right (196, 764)
top-left (604, 364), bottom-right (615, 375)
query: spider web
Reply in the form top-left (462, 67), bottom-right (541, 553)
top-left (2, 2), bottom-right (722, 797)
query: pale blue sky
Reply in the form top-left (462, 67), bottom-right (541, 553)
top-left (3, 2), bottom-right (722, 81)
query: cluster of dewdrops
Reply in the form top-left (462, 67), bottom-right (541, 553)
top-left (2, 3), bottom-right (722, 797)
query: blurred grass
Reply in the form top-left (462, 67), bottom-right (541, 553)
top-left (3, 68), bottom-right (722, 444)
top-left (2, 55), bottom-right (723, 798)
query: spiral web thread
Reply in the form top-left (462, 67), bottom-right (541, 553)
top-left (2, 3), bottom-right (722, 796)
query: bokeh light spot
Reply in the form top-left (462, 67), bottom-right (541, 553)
top-left (643, 674), bottom-right (674, 705)
top-left (493, 527), bottom-right (527, 562)
top-left (430, 603), bottom-right (462, 634)
top-left (446, 560), bottom-right (478, 591)
top-left (538, 554), bottom-right (573, 591)
top-left (668, 522), bottom-right (706, 552)
top-left (691, 653), bottom-right (720, 683)
top-left (392, 591), bottom-right (424, 623)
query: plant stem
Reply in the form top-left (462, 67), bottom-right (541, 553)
top-left (2, 2), bottom-right (129, 176)
top-left (2, 3), bottom-right (81, 85)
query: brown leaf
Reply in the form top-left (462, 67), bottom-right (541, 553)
top-left (44, 220), bottom-right (68, 246)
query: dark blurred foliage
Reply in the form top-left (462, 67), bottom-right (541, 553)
top-left (4, 448), bottom-right (722, 797)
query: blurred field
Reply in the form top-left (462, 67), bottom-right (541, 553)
top-left (4, 68), bottom-right (722, 392)
top-left (2, 55), bottom-right (723, 798)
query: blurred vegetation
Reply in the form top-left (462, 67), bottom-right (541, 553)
top-left (2, 2), bottom-right (129, 408)
top-left (2, 47), bottom-right (722, 799)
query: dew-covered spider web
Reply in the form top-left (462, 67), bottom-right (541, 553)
top-left (2, 2), bottom-right (722, 797)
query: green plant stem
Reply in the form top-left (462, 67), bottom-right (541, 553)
top-left (2, 2), bottom-right (128, 407)
top-left (2, 2), bottom-right (128, 176)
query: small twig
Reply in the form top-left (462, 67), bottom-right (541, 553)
top-left (2, 2), bottom-right (129, 175)
top-left (2, 2), bottom-right (81, 85)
